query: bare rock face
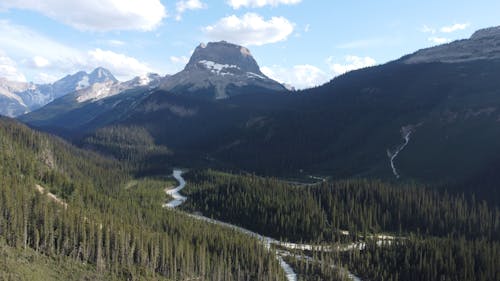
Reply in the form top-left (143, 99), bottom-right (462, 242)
top-left (161, 41), bottom-right (286, 99)
top-left (0, 67), bottom-right (118, 117)
top-left (404, 26), bottom-right (500, 64)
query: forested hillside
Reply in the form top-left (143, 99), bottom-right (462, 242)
top-left (181, 169), bottom-right (500, 280)
top-left (21, 58), bottom-right (500, 201)
top-left (0, 117), bottom-right (286, 281)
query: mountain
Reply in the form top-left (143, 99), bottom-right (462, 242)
top-left (20, 41), bottom-right (284, 133)
top-left (0, 78), bottom-right (32, 116)
top-left (19, 73), bottom-right (162, 131)
top-left (0, 116), bottom-right (285, 281)
top-left (404, 26), bottom-right (500, 64)
top-left (18, 28), bottom-right (500, 202)
top-left (197, 27), bottom-right (500, 191)
top-left (110, 26), bottom-right (500, 200)
top-left (160, 41), bottom-right (287, 99)
top-left (0, 67), bottom-right (117, 117)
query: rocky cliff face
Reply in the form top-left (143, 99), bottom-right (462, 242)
top-left (161, 41), bottom-right (286, 99)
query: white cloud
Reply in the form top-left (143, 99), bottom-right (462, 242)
top-left (440, 23), bottom-right (469, 33)
top-left (32, 56), bottom-right (50, 68)
top-left (327, 55), bottom-right (376, 76)
top-left (304, 24), bottom-right (310, 33)
top-left (34, 72), bottom-right (59, 84)
top-left (420, 25), bottom-right (436, 34)
top-left (227, 0), bottom-right (301, 9)
top-left (262, 54), bottom-right (377, 89)
top-left (262, 64), bottom-right (329, 90)
top-left (0, 52), bottom-right (26, 82)
top-left (0, 21), bottom-right (154, 81)
top-left (176, 0), bottom-right (206, 20)
top-left (107, 40), bottom-right (125, 46)
top-left (428, 37), bottom-right (451, 44)
top-left (0, 0), bottom-right (167, 31)
top-left (204, 13), bottom-right (294, 46)
top-left (0, 20), bottom-right (92, 74)
top-left (170, 55), bottom-right (190, 65)
top-left (88, 49), bottom-right (153, 80)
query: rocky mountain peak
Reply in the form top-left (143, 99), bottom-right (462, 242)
top-left (185, 41), bottom-right (261, 74)
top-left (0, 67), bottom-right (121, 117)
top-left (160, 41), bottom-right (286, 99)
top-left (89, 67), bottom-right (118, 83)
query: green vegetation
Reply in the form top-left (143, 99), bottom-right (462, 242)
top-left (0, 240), bottom-right (168, 281)
top-left (343, 236), bottom-right (500, 281)
top-left (0, 117), bottom-right (285, 281)
top-left (182, 170), bottom-right (500, 242)
top-left (83, 125), bottom-right (171, 175)
top-left (182, 169), bottom-right (500, 280)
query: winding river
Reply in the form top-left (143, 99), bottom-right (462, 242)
top-left (163, 169), bottom-right (363, 281)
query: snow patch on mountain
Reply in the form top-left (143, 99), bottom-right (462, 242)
top-left (138, 74), bottom-right (152, 85)
top-left (240, 46), bottom-right (251, 56)
top-left (198, 60), bottom-right (240, 75)
top-left (247, 72), bottom-right (265, 79)
top-left (0, 79), bottom-right (29, 106)
top-left (76, 76), bottom-right (90, 90)
top-left (160, 41), bottom-right (286, 99)
top-left (76, 81), bottom-right (117, 103)
top-left (0, 67), bottom-right (121, 117)
top-left (76, 73), bottom-right (162, 103)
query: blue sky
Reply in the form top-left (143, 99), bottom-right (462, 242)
top-left (0, 0), bottom-right (499, 89)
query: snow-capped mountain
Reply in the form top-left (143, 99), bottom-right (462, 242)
top-left (0, 78), bottom-right (32, 117)
top-left (404, 25), bottom-right (500, 64)
top-left (0, 67), bottom-right (118, 117)
top-left (75, 73), bottom-right (161, 103)
top-left (160, 41), bottom-right (287, 99)
top-left (19, 72), bottom-right (163, 129)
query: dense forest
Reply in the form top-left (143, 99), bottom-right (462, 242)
top-left (0, 117), bottom-right (286, 281)
top-left (181, 169), bottom-right (500, 280)
top-left (82, 125), bottom-right (172, 175)
top-left (182, 170), bottom-right (500, 242)
top-left (3, 114), bottom-right (500, 280)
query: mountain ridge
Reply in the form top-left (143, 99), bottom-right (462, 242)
top-left (160, 41), bottom-right (287, 99)
top-left (18, 27), bottom-right (500, 201)
top-left (0, 67), bottom-right (118, 117)
top-left (403, 25), bottom-right (500, 64)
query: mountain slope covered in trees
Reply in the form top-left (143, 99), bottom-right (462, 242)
top-left (0, 117), bottom-right (286, 281)
top-left (181, 169), bottom-right (500, 281)
top-left (18, 29), bottom-right (500, 201)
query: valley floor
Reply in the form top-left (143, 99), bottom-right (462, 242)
top-left (163, 169), bottom-right (364, 281)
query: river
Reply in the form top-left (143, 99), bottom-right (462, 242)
top-left (163, 169), bottom-right (362, 281)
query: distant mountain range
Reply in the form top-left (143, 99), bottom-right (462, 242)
top-left (19, 41), bottom-right (287, 130)
top-left (0, 67), bottom-right (119, 117)
top-left (16, 27), bottom-right (500, 202)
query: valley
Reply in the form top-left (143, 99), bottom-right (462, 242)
top-left (163, 169), bottom-right (364, 281)
top-left (1, 7), bottom-right (500, 280)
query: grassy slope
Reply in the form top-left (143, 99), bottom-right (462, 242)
top-left (0, 241), bottom-right (169, 281)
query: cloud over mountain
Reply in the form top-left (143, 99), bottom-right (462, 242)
top-left (204, 13), bottom-right (294, 46)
